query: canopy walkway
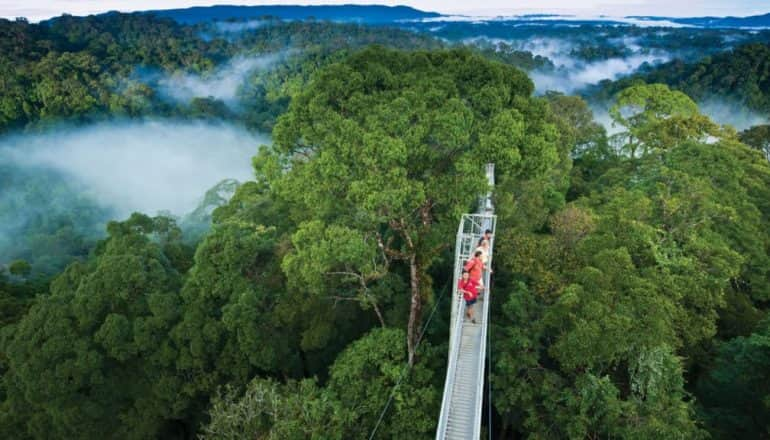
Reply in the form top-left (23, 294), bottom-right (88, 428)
top-left (436, 164), bottom-right (496, 440)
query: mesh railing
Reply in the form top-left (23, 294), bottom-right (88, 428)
top-left (436, 164), bottom-right (495, 440)
top-left (436, 213), bottom-right (496, 440)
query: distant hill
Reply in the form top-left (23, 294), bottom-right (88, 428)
top-left (148, 4), bottom-right (440, 24)
top-left (628, 12), bottom-right (770, 28)
top-left (589, 42), bottom-right (770, 116)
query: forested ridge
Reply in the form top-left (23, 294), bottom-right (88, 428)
top-left (1, 11), bottom-right (770, 440)
top-left (0, 14), bottom-right (442, 133)
top-left (591, 42), bottom-right (770, 114)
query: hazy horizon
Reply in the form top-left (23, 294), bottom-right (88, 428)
top-left (1, 1), bottom-right (767, 23)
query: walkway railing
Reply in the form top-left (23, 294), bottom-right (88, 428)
top-left (436, 164), bottom-right (496, 440)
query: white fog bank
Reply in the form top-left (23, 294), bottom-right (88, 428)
top-left (1, 120), bottom-right (269, 216)
top-left (153, 53), bottom-right (284, 105)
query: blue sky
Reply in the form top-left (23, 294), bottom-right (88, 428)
top-left (1, 0), bottom-right (767, 22)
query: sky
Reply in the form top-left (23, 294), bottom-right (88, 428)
top-left (1, 0), bottom-right (767, 22)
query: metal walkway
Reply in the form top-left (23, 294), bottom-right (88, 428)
top-left (436, 165), bottom-right (496, 440)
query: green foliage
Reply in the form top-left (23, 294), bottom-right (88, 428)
top-left (594, 42), bottom-right (770, 114)
top-left (180, 178), bottom-right (240, 242)
top-left (0, 12), bottom-right (448, 278)
top-left (0, 164), bottom-right (111, 276)
top-left (470, 39), bottom-right (555, 71)
top-left (2, 12), bottom-right (769, 440)
top-left (201, 378), bottom-right (340, 440)
top-left (1, 213), bottom-right (186, 439)
top-left (172, 213), bottom-right (292, 393)
top-left (608, 83), bottom-right (723, 156)
top-left (258, 45), bottom-right (559, 363)
top-left (0, 14), bottom-right (447, 133)
top-left (171, 180), bottom-right (375, 415)
top-left (698, 318), bottom-right (770, 439)
top-left (326, 327), bottom-right (440, 438)
top-left (739, 124), bottom-right (770, 161)
top-left (7, 260), bottom-right (31, 277)
top-left (0, 270), bottom-right (40, 328)
top-left (0, 14), bottom-right (218, 131)
top-left (493, 231), bottom-right (708, 437)
top-left (200, 328), bottom-right (440, 439)
top-left (491, 89), bottom-right (770, 438)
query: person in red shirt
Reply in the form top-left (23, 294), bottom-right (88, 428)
top-left (458, 269), bottom-right (479, 323)
top-left (464, 250), bottom-right (487, 289)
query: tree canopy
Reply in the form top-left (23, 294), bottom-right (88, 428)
top-left (1, 10), bottom-right (770, 440)
top-left (256, 46), bottom-right (560, 364)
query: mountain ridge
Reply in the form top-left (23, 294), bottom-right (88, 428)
top-left (146, 4), bottom-right (441, 24)
top-left (628, 12), bottom-right (770, 28)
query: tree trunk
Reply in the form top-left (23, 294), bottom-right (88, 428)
top-left (407, 253), bottom-right (422, 367)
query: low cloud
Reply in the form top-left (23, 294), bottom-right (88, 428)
top-left (532, 53), bottom-right (668, 94)
top-left (590, 99), bottom-right (769, 140)
top-left (1, 120), bottom-right (269, 216)
top-left (214, 19), bottom-right (272, 33)
top-left (145, 53), bottom-right (284, 106)
top-left (466, 36), bottom-right (669, 94)
top-left (697, 100), bottom-right (769, 131)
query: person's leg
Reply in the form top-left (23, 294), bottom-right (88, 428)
top-left (468, 300), bottom-right (476, 323)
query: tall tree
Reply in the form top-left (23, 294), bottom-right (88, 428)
top-left (739, 124), bottom-right (770, 162)
top-left (171, 181), bottom-right (373, 414)
top-left (609, 83), bottom-right (723, 157)
top-left (256, 46), bottom-right (559, 365)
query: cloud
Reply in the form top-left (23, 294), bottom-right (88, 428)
top-left (590, 105), bottom-right (624, 135)
top-left (408, 14), bottom-right (693, 27)
top-left (467, 36), bottom-right (670, 93)
top-left (213, 19), bottom-right (272, 33)
top-left (697, 100), bottom-right (769, 130)
top-left (149, 53), bottom-right (284, 106)
top-left (533, 54), bottom-right (668, 93)
top-left (0, 120), bottom-right (268, 216)
top-left (590, 99), bottom-right (769, 139)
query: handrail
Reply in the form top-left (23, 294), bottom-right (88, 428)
top-left (435, 279), bottom-right (467, 437)
top-left (436, 213), bottom-right (476, 438)
top-left (472, 218), bottom-right (495, 440)
top-left (436, 213), bottom-right (496, 440)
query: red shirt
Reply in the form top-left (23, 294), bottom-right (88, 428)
top-left (464, 257), bottom-right (483, 283)
top-left (458, 278), bottom-right (478, 301)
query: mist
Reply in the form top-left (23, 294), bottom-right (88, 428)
top-left (697, 100), bottom-right (769, 131)
top-left (589, 105), bottom-right (623, 136)
top-left (149, 53), bottom-right (284, 106)
top-left (521, 36), bottom-right (668, 94)
top-left (532, 54), bottom-right (667, 94)
top-left (214, 19), bottom-right (272, 33)
top-left (1, 120), bottom-right (269, 217)
top-left (589, 99), bottom-right (769, 143)
top-left (470, 36), bottom-right (670, 94)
